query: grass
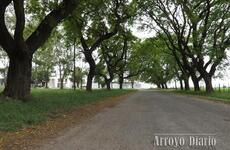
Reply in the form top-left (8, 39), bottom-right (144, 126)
top-left (170, 89), bottom-right (230, 103)
top-left (0, 89), bottom-right (134, 131)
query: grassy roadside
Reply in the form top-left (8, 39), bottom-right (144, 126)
top-left (168, 89), bottom-right (230, 103)
top-left (0, 89), bottom-right (134, 131)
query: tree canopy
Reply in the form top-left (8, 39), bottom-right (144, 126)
top-left (0, 0), bottom-right (229, 100)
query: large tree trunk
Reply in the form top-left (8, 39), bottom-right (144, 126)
top-left (203, 75), bottom-right (214, 92)
top-left (119, 76), bottom-right (124, 89)
top-left (85, 53), bottom-right (96, 91)
top-left (86, 72), bottom-right (94, 91)
top-left (157, 84), bottom-right (161, 89)
top-left (86, 65), bottom-right (95, 91)
top-left (106, 80), bottom-right (111, 90)
top-left (179, 79), bottom-right (184, 90)
top-left (60, 78), bottom-right (64, 89)
top-left (45, 82), bottom-right (48, 88)
top-left (45, 68), bottom-right (49, 89)
top-left (184, 78), bottom-right (190, 91)
top-left (197, 66), bottom-right (215, 93)
top-left (197, 65), bottom-right (215, 93)
top-left (3, 54), bottom-right (32, 100)
top-left (161, 84), bottom-right (165, 89)
top-left (191, 75), bottom-right (200, 91)
top-left (0, 0), bottom-right (79, 100)
top-left (164, 83), bottom-right (168, 89)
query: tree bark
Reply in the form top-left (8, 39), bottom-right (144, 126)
top-left (119, 76), bottom-right (124, 89)
top-left (84, 50), bottom-right (96, 91)
top-left (45, 68), bottom-right (49, 88)
top-left (131, 81), bottom-right (134, 89)
top-left (161, 84), bottom-right (165, 89)
top-left (184, 78), bottom-right (190, 91)
top-left (86, 64), bottom-right (95, 91)
top-left (3, 53), bottom-right (32, 100)
top-left (157, 84), bottom-right (161, 89)
top-left (179, 79), bottom-right (184, 90)
top-left (80, 79), bottom-right (83, 89)
top-left (73, 37), bottom-right (76, 90)
top-left (60, 79), bottom-right (64, 89)
top-left (196, 65), bottom-right (215, 93)
top-left (45, 82), bottom-right (48, 88)
top-left (165, 83), bottom-right (168, 89)
top-left (76, 82), bottom-right (80, 88)
top-left (0, 0), bottom-right (79, 100)
top-left (106, 80), bottom-right (111, 90)
top-left (203, 75), bottom-right (214, 92)
top-left (191, 75), bottom-right (200, 91)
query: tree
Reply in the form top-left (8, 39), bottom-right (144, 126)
top-left (0, 0), bottom-right (79, 99)
top-left (94, 74), bottom-right (106, 89)
top-left (63, 21), bottom-right (80, 90)
top-left (32, 33), bottom-right (56, 88)
top-left (70, 67), bottom-right (86, 89)
top-left (116, 31), bottom-right (137, 89)
top-left (136, 38), bottom-right (174, 89)
top-left (54, 33), bottom-right (73, 90)
top-left (139, 0), bottom-right (230, 92)
top-left (97, 33), bottom-right (129, 90)
top-left (65, 0), bottom-right (136, 91)
top-left (121, 40), bottom-right (152, 86)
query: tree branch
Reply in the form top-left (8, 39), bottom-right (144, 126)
top-left (90, 23), bottom-right (119, 52)
top-left (0, 0), bottom-right (15, 54)
top-left (26, 0), bottom-right (79, 53)
top-left (13, 0), bottom-right (25, 44)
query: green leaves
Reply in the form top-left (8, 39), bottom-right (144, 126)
top-left (136, 36), bottom-right (175, 85)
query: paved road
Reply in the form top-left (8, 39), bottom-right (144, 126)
top-left (37, 91), bottom-right (230, 150)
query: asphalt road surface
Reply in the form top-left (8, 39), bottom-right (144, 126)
top-left (37, 91), bottom-right (230, 150)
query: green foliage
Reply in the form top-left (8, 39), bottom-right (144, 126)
top-left (0, 89), bottom-right (134, 131)
top-left (70, 67), bottom-right (87, 87)
top-left (64, 0), bottom-right (136, 48)
top-left (94, 75), bottom-right (106, 88)
top-left (139, 0), bottom-right (230, 76)
top-left (137, 37), bottom-right (175, 86)
top-left (32, 33), bottom-right (57, 86)
top-left (24, 0), bottom-right (63, 38)
top-left (97, 31), bottom-right (134, 80)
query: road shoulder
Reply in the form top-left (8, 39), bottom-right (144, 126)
top-left (163, 90), bottom-right (230, 105)
top-left (0, 92), bottom-right (134, 150)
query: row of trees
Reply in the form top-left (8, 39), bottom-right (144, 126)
top-left (0, 0), bottom-right (142, 99)
top-left (0, 0), bottom-right (229, 100)
top-left (137, 0), bottom-right (230, 92)
top-left (31, 28), bottom-right (144, 91)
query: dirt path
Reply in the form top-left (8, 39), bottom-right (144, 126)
top-left (36, 91), bottom-right (230, 150)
